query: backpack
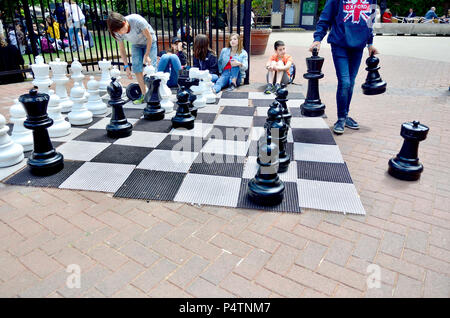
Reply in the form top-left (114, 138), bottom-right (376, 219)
top-left (40, 37), bottom-right (54, 53)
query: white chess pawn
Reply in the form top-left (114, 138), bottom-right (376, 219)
top-left (86, 76), bottom-right (107, 115)
top-left (98, 59), bottom-right (111, 96)
top-left (32, 55), bottom-right (52, 94)
top-left (155, 72), bottom-right (174, 113)
top-left (202, 72), bottom-right (217, 104)
top-left (191, 85), bottom-right (206, 109)
top-left (110, 66), bottom-right (126, 98)
top-left (68, 82), bottom-right (93, 126)
top-left (50, 58), bottom-right (72, 113)
top-left (47, 90), bottom-right (71, 137)
top-left (9, 99), bottom-right (33, 152)
top-left (0, 113), bottom-right (24, 167)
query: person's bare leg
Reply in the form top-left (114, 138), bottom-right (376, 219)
top-left (135, 72), bottom-right (146, 95)
top-left (275, 61), bottom-right (285, 84)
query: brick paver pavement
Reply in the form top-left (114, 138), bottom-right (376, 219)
top-left (0, 32), bottom-right (449, 298)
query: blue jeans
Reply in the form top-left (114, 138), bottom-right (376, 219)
top-left (68, 19), bottom-right (85, 48)
top-left (131, 40), bottom-right (158, 73)
top-left (211, 74), bottom-right (218, 83)
top-left (213, 66), bottom-right (241, 93)
top-left (331, 44), bottom-right (364, 119)
top-left (157, 53), bottom-right (182, 87)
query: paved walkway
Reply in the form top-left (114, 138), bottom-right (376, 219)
top-left (0, 32), bottom-right (449, 298)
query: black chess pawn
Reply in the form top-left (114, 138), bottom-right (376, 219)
top-left (143, 76), bottom-right (165, 121)
top-left (275, 85), bottom-right (292, 126)
top-left (172, 88), bottom-right (195, 130)
top-left (19, 89), bottom-right (64, 176)
top-left (106, 77), bottom-right (133, 138)
top-left (178, 86), bottom-right (198, 117)
top-left (300, 48), bottom-right (326, 117)
top-left (361, 52), bottom-right (387, 95)
top-left (388, 121), bottom-right (429, 181)
top-left (266, 101), bottom-right (290, 173)
top-left (247, 129), bottom-right (285, 205)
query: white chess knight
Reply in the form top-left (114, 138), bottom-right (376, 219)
top-left (47, 90), bottom-right (71, 137)
top-left (31, 55), bottom-right (52, 94)
top-left (0, 113), bottom-right (24, 168)
top-left (86, 76), bottom-right (107, 115)
top-left (98, 59), bottom-right (111, 96)
top-left (189, 69), bottom-right (209, 109)
top-left (70, 58), bottom-right (87, 98)
top-left (49, 58), bottom-right (72, 113)
top-left (9, 99), bottom-right (33, 152)
top-left (68, 82), bottom-right (93, 126)
top-left (155, 72), bottom-right (174, 113)
top-left (144, 63), bottom-right (156, 77)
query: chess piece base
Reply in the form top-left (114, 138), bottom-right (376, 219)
top-left (248, 177), bottom-right (285, 206)
top-left (143, 107), bottom-right (165, 121)
top-left (300, 102), bottom-right (325, 117)
top-left (362, 81), bottom-right (387, 95)
top-left (28, 151), bottom-right (64, 176)
top-left (0, 143), bottom-right (24, 168)
top-left (48, 120), bottom-right (71, 138)
top-left (106, 122), bottom-right (133, 138)
top-left (388, 157), bottom-right (423, 181)
top-left (126, 83), bottom-right (142, 101)
top-left (172, 116), bottom-right (195, 130)
top-left (278, 155), bottom-right (291, 173)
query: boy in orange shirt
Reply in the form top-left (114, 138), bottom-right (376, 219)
top-left (265, 40), bottom-right (293, 94)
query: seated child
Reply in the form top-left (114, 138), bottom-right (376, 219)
top-left (157, 36), bottom-right (187, 87)
top-left (264, 40), bottom-right (293, 94)
top-left (214, 33), bottom-right (248, 93)
top-left (192, 34), bottom-right (219, 82)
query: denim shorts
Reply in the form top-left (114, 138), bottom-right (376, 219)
top-left (131, 40), bottom-right (158, 73)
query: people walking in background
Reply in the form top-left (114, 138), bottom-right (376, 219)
top-left (65, 0), bottom-right (85, 51)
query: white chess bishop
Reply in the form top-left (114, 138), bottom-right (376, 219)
top-left (70, 58), bottom-right (88, 98)
top-left (32, 55), bottom-right (52, 94)
top-left (47, 90), bottom-right (71, 137)
top-left (155, 71), bottom-right (174, 113)
top-left (49, 58), bottom-right (72, 112)
top-left (68, 82), bottom-right (93, 126)
top-left (9, 99), bottom-right (33, 152)
top-left (98, 59), bottom-right (111, 97)
top-left (86, 76), bottom-right (107, 115)
top-left (0, 113), bottom-right (24, 168)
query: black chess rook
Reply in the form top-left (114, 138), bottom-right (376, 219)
top-left (106, 77), bottom-right (133, 138)
top-left (19, 89), bottom-right (64, 176)
top-left (301, 48), bottom-right (326, 117)
top-left (388, 120), bottom-right (429, 181)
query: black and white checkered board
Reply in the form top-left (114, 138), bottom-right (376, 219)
top-left (2, 91), bottom-right (365, 215)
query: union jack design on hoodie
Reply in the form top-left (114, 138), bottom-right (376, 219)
top-left (343, 0), bottom-right (372, 24)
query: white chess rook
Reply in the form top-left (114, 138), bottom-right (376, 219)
top-left (0, 113), bottom-right (24, 167)
top-left (68, 82), bottom-right (93, 125)
top-left (86, 76), bottom-right (107, 115)
top-left (32, 55), bottom-right (52, 94)
top-left (50, 58), bottom-right (72, 112)
top-left (9, 99), bottom-right (33, 152)
top-left (98, 59), bottom-right (112, 98)
top-left (47, 90), bottom-right (71, 137)
top-left (155, 71), bottom-right (174, 113)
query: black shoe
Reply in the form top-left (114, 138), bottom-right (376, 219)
top-left (226, 83), bottom-right (237, 92)
top-left (264, 83), bottom-right (274, 94)
top-left (333, 118), bottom-right (346, 135)
top-left (345, 117), bottom-right (360, 130)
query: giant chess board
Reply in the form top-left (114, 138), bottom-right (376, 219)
top-left (1, 91), bottom-right (365, 215)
